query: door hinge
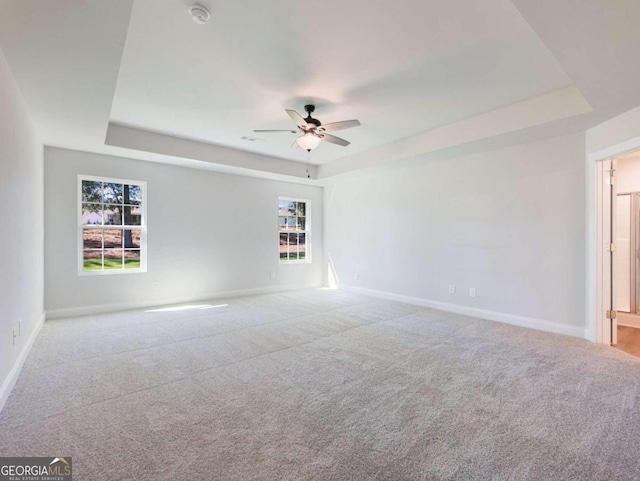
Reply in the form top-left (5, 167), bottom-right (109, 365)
top-left (608, 243), bottom-right (616, 252)
top-left (606, 169), bottom-right (616, 185)
top-left (606, 310), bottom-right (617, 320)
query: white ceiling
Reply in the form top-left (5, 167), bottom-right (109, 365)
top-left (2, 0), bottom-right (640, 182)
top-left (111, 0), bottom-right (572, 165)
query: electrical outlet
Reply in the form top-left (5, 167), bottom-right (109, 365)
top-left (270, 272), bottom-right (276, 280)
top-left (449, 285), bottom-right (455, 295)
top-left (151, 282), bottom-right (159, 290)
top-left (469, 288), bottom-right (476, 298)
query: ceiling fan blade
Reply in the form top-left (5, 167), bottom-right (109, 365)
top-left (318, 119), bottom-right (361, 133)
top-left (253, 129), bottom-right (298, 133)
top-left (320, 133), bottom-right (350, 147)
top-left (285, 109), bottom-right (309, 129)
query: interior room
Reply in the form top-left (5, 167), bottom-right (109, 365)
top-left (613, 151), bottom-right (640, 355)
top-left (3, 0), bottom-right (640, 479)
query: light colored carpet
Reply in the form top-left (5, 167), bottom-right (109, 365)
top-left (1, 289), bottom-right (640, 480)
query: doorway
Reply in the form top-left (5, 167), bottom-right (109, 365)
top-left (607, 150), bottom-right (640, 356)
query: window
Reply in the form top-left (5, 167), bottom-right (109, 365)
top-left (79, 175), bottom-right (146, 274)
top-left (278, 198), bottom-right (310, 262)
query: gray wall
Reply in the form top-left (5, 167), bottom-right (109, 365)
top-left (0, 48), bottom-right (43, 406)
top-left (325, 133), bottom-right (586, 336)
top-left (44, 147), bottom-right (323, 316)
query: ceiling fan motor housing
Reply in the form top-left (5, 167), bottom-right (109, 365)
top-left (304, 105), bottom-right (321, 127)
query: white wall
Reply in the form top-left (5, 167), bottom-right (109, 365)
top-left (44, 147), bottom-right (323, 317)
top-left (617, 154), bottom-right (640, 193)
top-left (325, 133), bottom-right (586, 337)
top-left (0, 48), bottom-right (44, 409)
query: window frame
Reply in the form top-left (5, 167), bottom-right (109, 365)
top-left (278, 197), bottom-right (311, 264)
top-left (77, 174), bottom-right (147, 276)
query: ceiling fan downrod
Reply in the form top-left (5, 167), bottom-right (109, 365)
top-left (304, 105), bottom-right (321, 127)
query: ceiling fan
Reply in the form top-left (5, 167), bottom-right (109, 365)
top-left (254, 105), bottom-right (361, 152)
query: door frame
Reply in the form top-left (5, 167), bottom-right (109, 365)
top-left (614, 192), bottom-right (639, 315)
top-left (595, 158), bottom-right (615, 345)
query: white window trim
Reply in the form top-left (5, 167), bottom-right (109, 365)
top-left (278, 196), bottom-right (311, 264)
top-left (77, 174), bottom-right (148, 276)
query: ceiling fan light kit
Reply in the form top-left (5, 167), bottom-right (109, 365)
top-left (296, 132), bottom-right (322, 152)
top-left (255, 104), bottom-right (361, 152)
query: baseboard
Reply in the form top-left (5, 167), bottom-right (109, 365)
top-left (345, 286), bottom-right (587, 339)
top-left (0, 312), bottom-right (45, 413)
top-left (45, 283), bottom-right (323, 319)
top-left (618, 324), bottom-right (640, 329)
top-left (617, 311), bottom-right (640, 329)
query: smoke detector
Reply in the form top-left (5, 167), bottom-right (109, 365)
top-left (189, 4), bottom-right (211, 24)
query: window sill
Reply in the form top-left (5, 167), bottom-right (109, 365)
top-left (78, 268), bottom-right (147, 276)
